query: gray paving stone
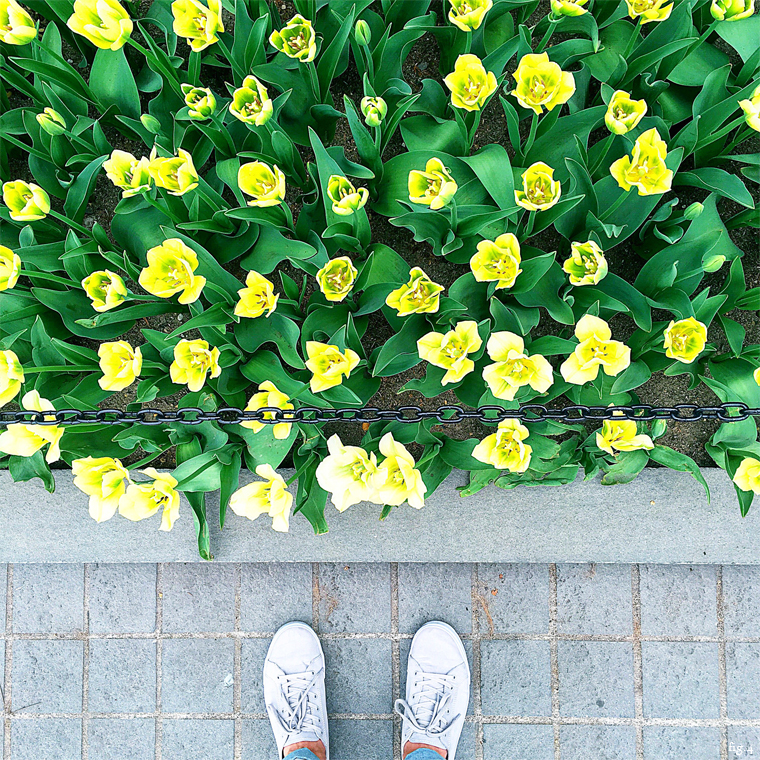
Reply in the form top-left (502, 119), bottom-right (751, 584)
top-left (642, 642), bottom-right (720, 719)
top-left (480, 640), bottom-right (551, 717)
top-left (242, 718), bottom-right (278, 757)
top-left (726, 642), bottom-right (760, 720)
top-left (482, 723), bottom-right (554, 760)
top-left (88, 639), bottom-right (156, 714)
top-left (0, 563), bottom-right (5, 631)
top-left (728, 726), bottom-right (760, 760)
top-left (399, 637), bottom-right (474, 715)
top-left (12, 564), bottom-right (83, 633)
top-left (561, 725), bottom-right (637, 760)
top-left (162, 563), bottom-right (237, 632)
top-left (88, 563), bottom-right (156, 634)
top-left (557, 564), bottom-right (633, 635)
top-left (240, 563), bottom-right (312, 632)
top-left (456, 721), bottom-right (478, 760)
top-left (318, 563), bottom-right (390, 633)
top-left (398, 563), bottom-right (472, 634)
top-left (643, 727), bottom-right (721, 760)
top-left (12, 640), bottom-right (83, 713)
top-left (323, 639), bottom-right (393, 715)
top-left (11, 718), bottom-right (81, 760)
top-left (477, 564), bottom-right (549, 634)
top-left (722, 566), bottom-right (760, 637)
top-left (329, 718), bottom-right (394, 760)
top-left (161, 718), bottom-right (235, 760)
top-left (161, 639), bottom-right (235, 714)
top-left (640, 565), bottom-right (717, 636)
top-left (240, 638), bottom-right (271, 714)
top-left (558, 641), bottom-right (635, 718)
top-left (88, 718), bottom-right (155, 760)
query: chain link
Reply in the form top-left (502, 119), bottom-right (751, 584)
top-left (0, 403), bottom-right (757, 427)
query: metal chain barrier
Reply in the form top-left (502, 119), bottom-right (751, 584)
top-left (1, 403), bottom-right (758, 426)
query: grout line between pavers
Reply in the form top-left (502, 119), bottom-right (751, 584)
top-left (82, 564), bottom-right (90, 760)
top-left (632, 564), bottom-right (645, 760)
top-left (234, 563), bottom-right (242, 760)
top-left (312, 563), bottom-right (320, 636)
top-left (471, 564), bottom-right (483, 760)
top-left (717, 566), bottom-right (728, 760)
top-left (4, 564), bottom-right (12, 760)
top-left (549, 564), bottom-right (561, 760)
top-left (390, 563), bottom-right (401, 760)
top-left (156, 563), bottom-right (163, 760)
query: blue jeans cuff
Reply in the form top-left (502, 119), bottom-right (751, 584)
top-left (283, 750), bottom-right (321, 760)
top-left (405, 750), bottom-right (445, 760)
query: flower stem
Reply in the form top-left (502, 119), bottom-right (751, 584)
top-left (524, 211), bottom-right (536, 237)
top-left (22, 270), bottom-right (79, 287)
top-left (306, 61), bottom-right (322, 102)
top-left (188, 50), bottom-right (201, 85)
top-left (599, 189), bottom-right (629, 221)
top-left (129, 444), bottom-right (176, 471)
top-left (47, 209), bottom-right (95, 238)
top-left (588, 133), bottom-right (615, 176)
top-left (141, 192), bottom-right (183, 224)
top-left (449, 196), bottom-right (458, 234)
top-left (23, 365), bottom-right (97, 373)
top-left (535, 18), bottom-right (557, 54)
top-left (682, 18), bottom-right (719, 61)
top-left (622, 17), bottom-right (643, 60)
top-left (524, 111), bottom-right (540, 156)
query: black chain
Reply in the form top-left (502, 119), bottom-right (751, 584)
top-left (1, 403), bottom-right (757, 426)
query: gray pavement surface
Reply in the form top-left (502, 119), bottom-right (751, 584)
top-left (1, 563), bottom-right (759, 759)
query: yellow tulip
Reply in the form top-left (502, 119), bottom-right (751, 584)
top-left (315, 433), bottom-right (381, 512)
top-left (67, 0), bottom-right (132, 49)
top-left (472, 419), bottom-right (532, 472)
top-left (625, 0), bottom-right (673, 22)
top-left (610, 128), bottom-right (673, 196)
top-left (72, 456), bottom-right (130, 523)
top-left (0, 349), bottom-right (23, 406)
top-left (118, 468), bottom-right (180, 531)
top-left (149, 148), bottom-right (198, 196)
top-left (511, 53), bottom-right (575, 114)
top-left (326, 175), bottom-right (369, 216)
top-left (171, 0), bottom-right (223, 51)
top-left (181, 84), bottom-right (216, 119)
top-left (448, 0), bottom-right (492, 29)
top-left (360, 96), bottom-right (387, 127)
top-left (560, 314), bottom-right (631, 385)
top-left (605, 90), bottom-right (647, 135)
top-left (170, 339), bottom-right (221, 392)
top-left (234, 270), bottom-right (279, 318)
top-left (238, 161), bottom-right (286, 207)
top-left (0, 0), bottom-right (36, 44)
top-left (36, 107), bottom-right (66, 136)
top-left (98, 341), bottom-right (142, 392)
top-left (0, 390), bottom-right (64, 463)
top-left (229, 464), bottom-right (293, 532)
top-left (443, 54), bottom-right (498, 112)
top-left (470, 233), bottom-right (522, 290)
top-left (711, 0), bottom-right (754, 18)
top-left (734, 457), bottom-right (760, 494)
top-left (242, 381), bottom-right (293, 440)
top-left (103, 150), bottom-right (152, 198)
top-left (596, 419), bottom-right (654, 455)
top-left (316, 256), bottom-right (357, 303)
top-left (754, 366), bottom-right (760, 386)
top-left (0, 245), bottom-right (20, 291)
top-left (229, 75), bottom-right (273, 126)
top-left (269, 14), bottom-right (316, 62)
top-left (385, 267), bottom-right (444, 316)
top-left (417, 320), bottom-right (482, 385)
top-left (374, 432), bottom-right (427, 509)
top-left (305, 341), bottom-right (360, 393)
top-left (408, 157), bottom-right (457, 210)
top-left (551, 0), bottom-right (588, 15)
top-left (2, 180), bottom-right (50, 221)
top-left (515, 162), bottom-right (561, 211)
top-left (562, 240), bottom-right (608, 286)
top-left (739, 84), bottom-right (760, 132)
top-left (82, 269), bottom-right (128, 312)
top-left (662, 317), bottom-right (707, 364)
top-left (138, 238), bottom-right (206, 305)
top-left (481, 332), bottom-right (554, 401)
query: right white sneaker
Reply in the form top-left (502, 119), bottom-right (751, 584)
top-left (395, 621), bottom-right (471, 760)
top-left (263, 622), bottom-right (329, 759)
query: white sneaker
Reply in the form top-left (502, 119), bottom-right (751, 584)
top-left (263, 622), bottom-right (329, 759)
top-left (395, 621), bottom-right (471, 760)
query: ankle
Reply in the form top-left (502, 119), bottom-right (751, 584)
top-left (283, 739), bottom-right (326, 760)
top-left (403, 741), bottom-right (447, 759)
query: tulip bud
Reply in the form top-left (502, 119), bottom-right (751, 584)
top-left (36, 107), bottom-right (66, 136)
top-left (354, 18), bottom-right (371, 45)
top-left (702, 253), bottom-right (726, 273)
top-left (684, 202), bottom-right (704, 220)
top-left (140, 114), bottom-right (161, 134)
top-left (360, 95), bottom-right (387, 127)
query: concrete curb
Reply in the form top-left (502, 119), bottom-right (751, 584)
top-left (0, 468), bottom-right (758, 564)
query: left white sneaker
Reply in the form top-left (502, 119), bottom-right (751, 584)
top-left (263, 622), bottom-right (329, 759)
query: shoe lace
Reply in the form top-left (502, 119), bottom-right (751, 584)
top-left (275, 670), bottom-right (322, 735)
top-left (394, 671), bottom-right (459, 737)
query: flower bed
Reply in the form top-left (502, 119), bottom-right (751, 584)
top-left (0, 0), bottom-right (758, 559)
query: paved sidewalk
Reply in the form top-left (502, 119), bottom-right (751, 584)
top-left (0, 563), bottom-right (759, 760)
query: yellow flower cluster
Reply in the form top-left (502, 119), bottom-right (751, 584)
top-left (0, 391), bottom-right (64, 464)
top-left (103, 148), bottom-right (198, 198)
